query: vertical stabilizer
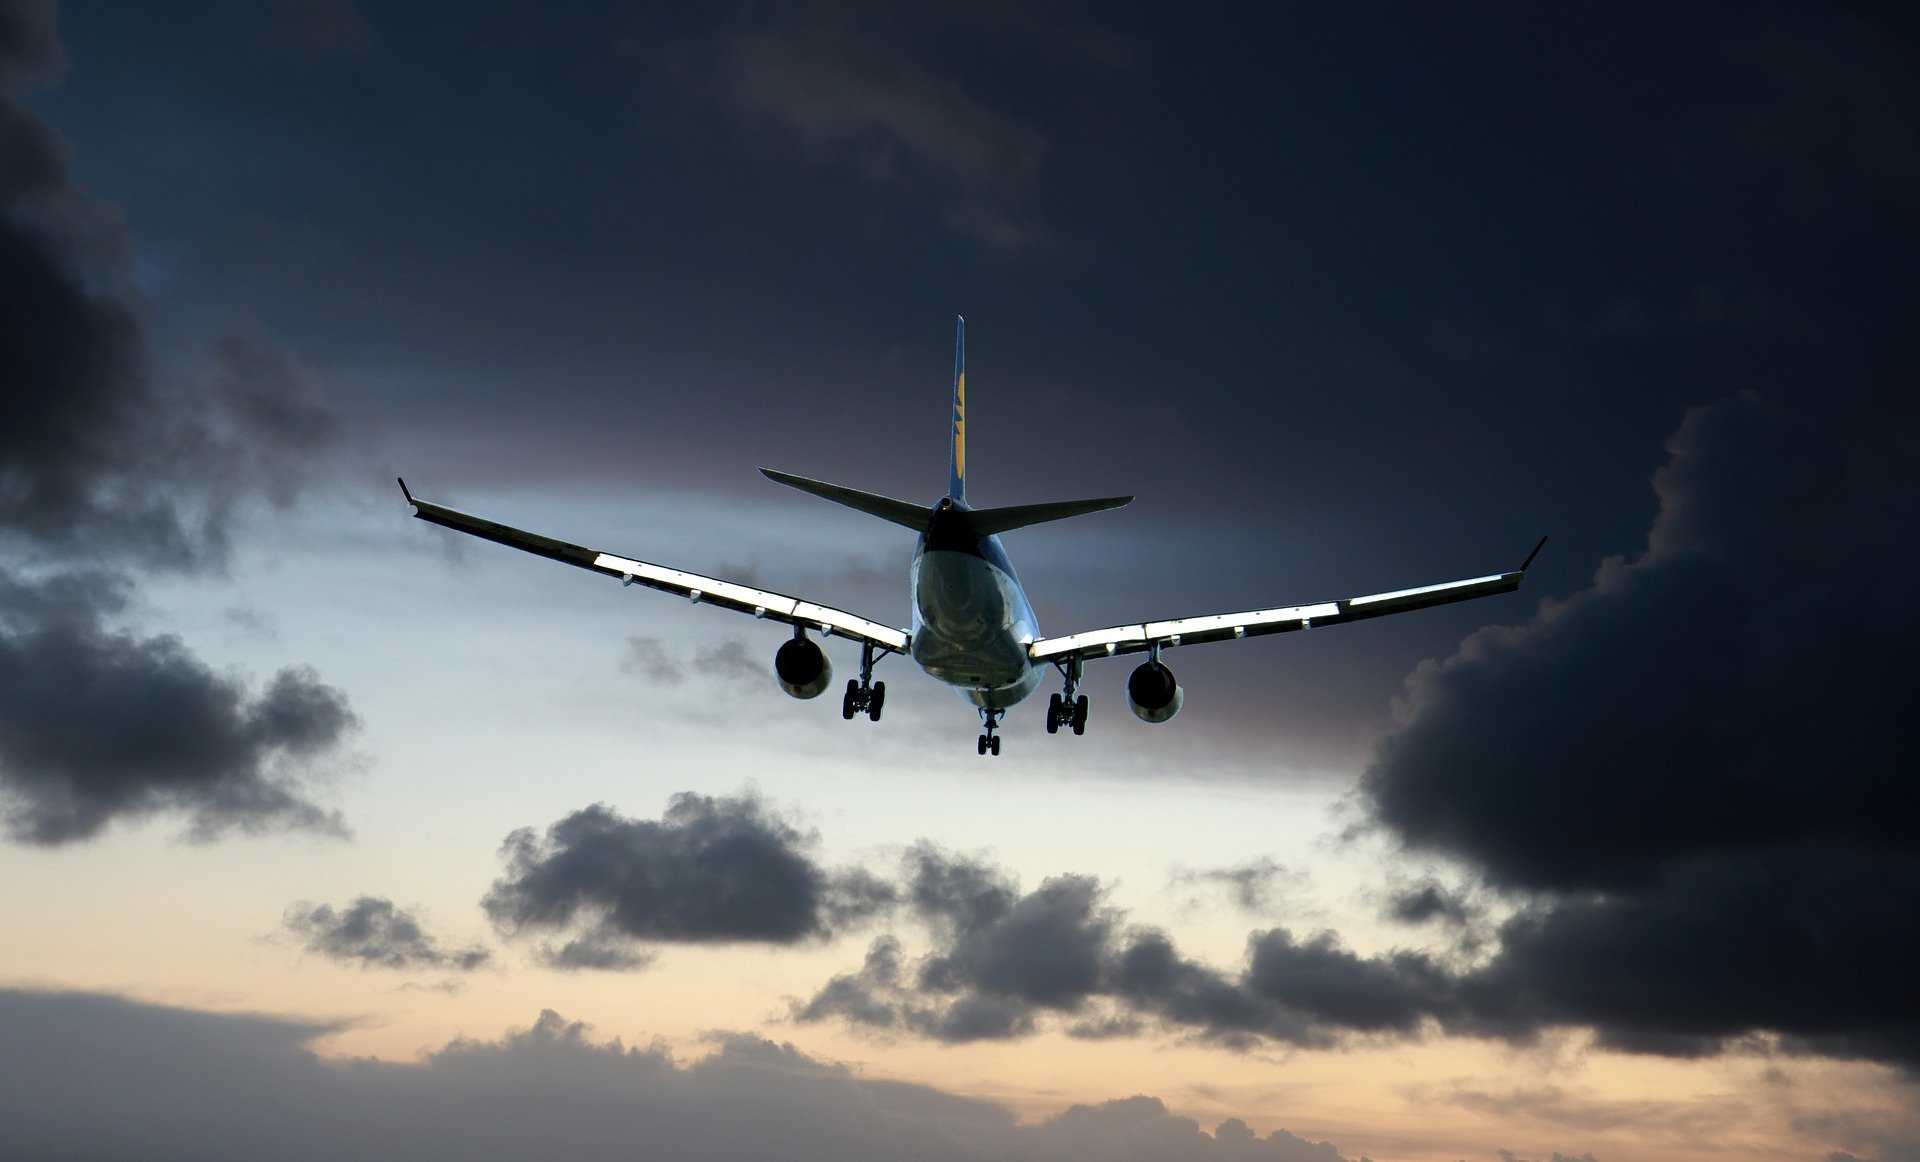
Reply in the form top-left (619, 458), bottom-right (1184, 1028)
top-left (949, 315), bottom-right (967, 504)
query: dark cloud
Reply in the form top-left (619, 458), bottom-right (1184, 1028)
top-left (482, 793), bottom-right (895, 967)
top-left (1382, 877), bottom-right (1480, 929)
top-left (0, 570), bottom-right (355, 845)
top-left (0, 4), bottom-right (357, 846)
top-left (798, 846), bottom-right (1447, 1050)
top-left (0, 987), bottom-right (1369, 1162)
top-left (1170, 857), bottom-right (1298, 915)
top-left (1357, 391), bottom-right (1920, 1069)
top-left (800, 846), bottom-right (1116, 1043)
top-left (282, 896), bottom-right (490, 972)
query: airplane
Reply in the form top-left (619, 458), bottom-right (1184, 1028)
top-left (400, 317), bottom-right (1544, 756)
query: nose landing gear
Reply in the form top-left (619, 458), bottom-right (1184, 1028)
top-left (840, 642), bottom-right (888, 723)
top-left (977, 707), bottom-right (1003, 756)
top-left (1046, 658), bottom-right (1089, 736)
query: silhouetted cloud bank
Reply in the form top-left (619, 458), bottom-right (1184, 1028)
top-left (0, 988), bottom-right (1368, 1162)
top-left (1363, 390), bottom-right (1920, 1069)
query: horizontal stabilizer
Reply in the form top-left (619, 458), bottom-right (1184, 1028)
top-left (760, 468), bottom-right (931, 530)
top-left (962, 496), bottom-right (1132, 537)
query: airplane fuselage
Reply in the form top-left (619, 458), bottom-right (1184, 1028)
top-left (909, 498), bottom-right (1045, 709)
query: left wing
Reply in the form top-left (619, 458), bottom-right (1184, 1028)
top-left (1030, 537), bottom-right (1546, 665)
top-left (399, 479), bottom-right (907, 652)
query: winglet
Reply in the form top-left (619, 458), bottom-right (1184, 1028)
top-left (397, 476), bottom-right (416, 506)
top-left (1520, 535), bottom-right (1548, 572)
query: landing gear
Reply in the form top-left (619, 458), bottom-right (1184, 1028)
top-left (977, 707), bottom-right (1003, 757)
top-left (1047, 659), bottom-right (1089, 736)
top-left (842, 643), bottom-right (888, 723)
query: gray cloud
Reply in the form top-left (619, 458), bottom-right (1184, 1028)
top-left (620, 636), bottom-right (763, 688)
top-left (482, 793), bottom-right (896, 968)
top-left (1171, 858), bottom-right (1300, 915)
top-left (619, 636), bottom-right (685, 684)
top-left (282, 896), bottom-right (490, 972)
top-left (0, 987), bottom-right (1368, 1162)
top-left (1381, 877), bottom-right (1480, 929)
top-left (538, 931), bottom-right (657, 973)
top-left (0, 4), bottom-right (358, 846)
top-left (0, 570), bottom-right (355, 845)
top-left (798, 846), bottom-right (1451, 1050)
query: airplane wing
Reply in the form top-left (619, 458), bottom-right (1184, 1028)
top-left (1029, 537), bottom-right (1546, 666)
top-left (398, 479), bottom-right (907, 652)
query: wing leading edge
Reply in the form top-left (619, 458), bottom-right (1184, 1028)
top-left (397, 479), bottom-right (907, 652)
top-left (1029, 537), bottom-right (1546, 664)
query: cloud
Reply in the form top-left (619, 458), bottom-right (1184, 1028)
top-left (1381, 877), bottom-right (1480, 929)
top-left (798, 845), bottom-right (1447, 1050)
top-left (1357, 390), bottom-right (1920, 1069)
top-left (619, 636), bottom-right (685, 684)
top-left (620, 636), bottom-right (764, 689)
top-left (0, 5), bottom-right (358, 846)
top-left (0, 987), bottom-right (1369, 1162)
top-left (723, 23), bottom-right (1047, 248)
top-left (0, 570), bottom-right (356, 845)
top-left (282, 896), bottom-right (490, 972)
top-left (482, 793), bottom-right (895, 968)
top-left (538, 931), bottom-right (657, 973)
top-left (1170, 857), bottom-right (1300, 915)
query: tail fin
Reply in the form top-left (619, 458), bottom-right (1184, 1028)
top-left (949, 315), bottom-right (967, 504)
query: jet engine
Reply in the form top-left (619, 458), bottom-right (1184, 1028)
top-left (1126, 660), bottom-right (1184, 724)
top-left (774, 636), bottom-right (833, 699)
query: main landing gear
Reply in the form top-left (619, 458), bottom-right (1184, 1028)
top-left (977, 707), bottom-right (1003, 756)
top-left (1045, 658), bottom-right (1089, 736)
top-left (841, 642), bottom-right (887, 722)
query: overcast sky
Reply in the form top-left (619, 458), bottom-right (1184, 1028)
top-left (2, 2), bottom-right (1916, 1160)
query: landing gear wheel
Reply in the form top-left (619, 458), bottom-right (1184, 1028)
top-left (842, 680), bottom-right (860, 720)
top-left (989, 735), bottom-right (1001, 755)
top-left (1071, 694), bottom-right (1088, 736)
top-left (1046, 693), bottom-right (1061, 734)
top-left (977, 734), bottom-right (988, 755)
top-left (866, 681), bottom-right (886, 722)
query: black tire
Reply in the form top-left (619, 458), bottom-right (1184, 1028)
top-left (1072, 694), bottom-right (1088, 736)
top-left (1046, 693), bottom-right (1061, 734)
top-left (841, 679), bottom-right (859, 720)
top-left (989, 735), bottom-right (1001, 755)
top-left (867, 681), bottom-right (886, 722)
top-left (977, 735), bottom-right (988, 755)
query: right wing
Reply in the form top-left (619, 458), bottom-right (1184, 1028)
top-left (398, 479), bottom-right (907, 652)
top-left (1029, 538), bottom-right (1546, 665)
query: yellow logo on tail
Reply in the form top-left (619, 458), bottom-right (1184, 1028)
top-left (953, 371), bottom-right (966, 483)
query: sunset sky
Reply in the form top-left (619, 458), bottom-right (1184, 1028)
top-left (2, 3), bottom-right (1915, 1160)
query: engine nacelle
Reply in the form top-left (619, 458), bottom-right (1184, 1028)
top-left (1126, 660), bottom-right (1184, 724)
top-left (774, 636), bottom-right (833, 699)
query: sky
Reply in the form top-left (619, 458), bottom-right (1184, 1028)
top-left (1, 1), bottom-right (1916, 1159)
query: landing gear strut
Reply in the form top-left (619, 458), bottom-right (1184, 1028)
top-left (1046, 658), bottom-right (1089, 736)
top-left (976, 707), bottom-right (1003, 756)
top-left (840, 641), bottom-right (888, 722)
